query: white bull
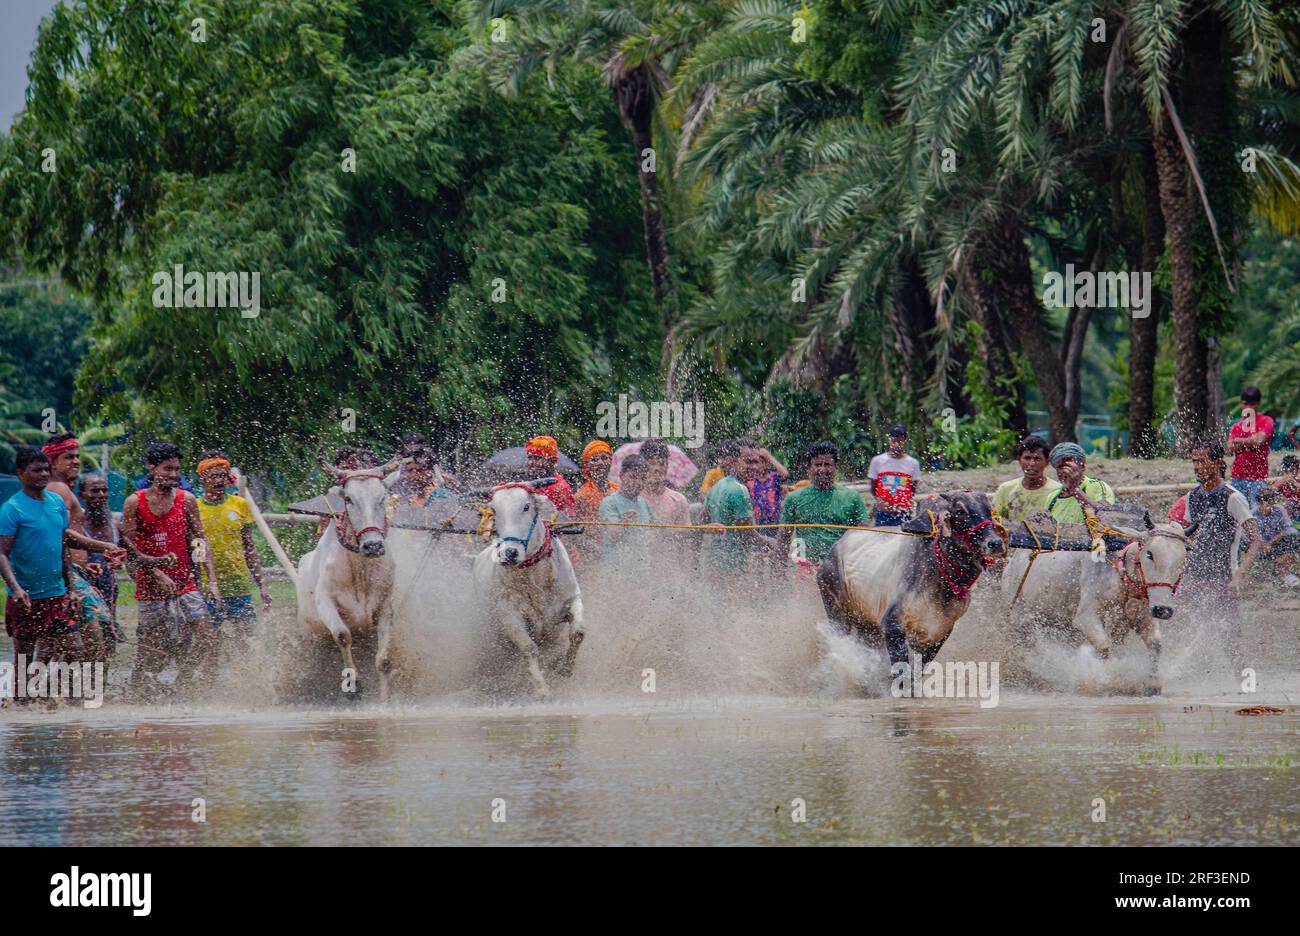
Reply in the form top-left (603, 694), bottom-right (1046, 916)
top-left (473, 480), bottom-right (584, 697)
top-left (1002, 518), bottom-right (1193, 693)
top-left (295, 451), bottom-right (405, 701)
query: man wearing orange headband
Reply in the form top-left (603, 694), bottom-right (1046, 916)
top-left (194, 450), bottom-right (271, 667)
top-left (572, 439), bottom-right (618, 561)
top-left (524, 435), bottom-right (575, 516)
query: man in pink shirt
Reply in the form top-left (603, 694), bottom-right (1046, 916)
top-left (639, 439), bottom-right (690, 525)
top-left (1226, 385), bottom-right (1274, 509)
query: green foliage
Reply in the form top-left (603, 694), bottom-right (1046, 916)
top-left (0, 0), bottom-right (659, 479)
top-left (0, 0), bottom-right (1298, 482)
top-left (925, 323), bottom-right (1019, 469)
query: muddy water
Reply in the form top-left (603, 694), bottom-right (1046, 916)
top-left (2, 547), bottom-right (1297, 846)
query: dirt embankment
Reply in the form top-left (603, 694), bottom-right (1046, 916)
top-left (849, 452), bottom-right (1294, 515)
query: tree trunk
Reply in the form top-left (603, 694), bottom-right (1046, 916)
top-left (1128, 153), bottom-right (1163, 457)
top-left (1181, 1), bottom-right (1236, 436)
top-left (1151, 106), bottom-right (1206, 453)
top-left (616, 69), bottom-right (670, 312)
top-left (959, 262), bottom-right (1028, 436)
top-left (978, 214), bottom-right (1076, 442)
top-left (891, 255), bottom-right (945, 428)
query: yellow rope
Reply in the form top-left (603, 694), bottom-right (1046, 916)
top-left (544, 519), bottom-right (924, 534)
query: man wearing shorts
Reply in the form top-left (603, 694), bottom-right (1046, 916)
top-left (121, 441), bottom-right (220, 700)
top-left (42, 434), bottom-right (128, 667)
top-left (194, 450), bottom-right (272, 643)
top-left (0, 447), bottom-right (81, 698)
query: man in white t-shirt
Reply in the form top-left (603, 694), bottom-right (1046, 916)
top-left (867, 425), bottom-right (921, 526)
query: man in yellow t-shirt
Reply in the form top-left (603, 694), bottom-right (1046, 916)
top-left (195, 450), bottom-right (272, 639)
top-left (1045, 442), bottom-right (1116, 524)
top-left (992, 435), bottom-right (1061, 521)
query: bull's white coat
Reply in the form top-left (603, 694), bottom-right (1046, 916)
top-left (836, 531), bottom-right (958, 650)
top-left (295, 471), bottom-right (401, 700)
top-left (474, 485), bottom-right (584, 696)
top-left (1002, 521), bottom-right (1189, 691)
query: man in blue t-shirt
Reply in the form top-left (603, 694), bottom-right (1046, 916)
top-left (0, 446), bottom-right (80, 675)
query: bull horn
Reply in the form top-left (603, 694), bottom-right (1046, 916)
top-left (1182, 519), bottom-right (1199, 538)
top-left (377, 453), bottom-right (409, 476)
top-left (529, 476), bottom-right (556, 488)
top-left (1142, 511), bottom-right (1155, 530)
top-left (317, 446), bottom-right (344, 479)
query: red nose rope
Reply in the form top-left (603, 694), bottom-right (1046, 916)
top-left (1113, 541), bottom-right (1182, 601)
top-left (491, 483), bottom-right (554, 569)
top-left (335, 471), bottom-right (390, 554)
top-left (933, 519), bottom-right (998, 601)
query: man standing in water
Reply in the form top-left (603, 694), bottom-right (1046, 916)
top-left (121, 441), bottom-right (221, 700)
top-left (194, 450), bottom-right (272, 646)
top-left (703, 439), bottom-right (777, 574)
top-left (1168, 437), bottom-right (1265, 662)
top-left (776, 440), bottom-right (868, 566)
top-left (42, 434), bottom-right (127, 667)
top-left (0, 447), bottom-right (80, 689)
top-left (992, 435), bottom-right (1061, 521)
top-left (78, 473), bottom-right (121, 618)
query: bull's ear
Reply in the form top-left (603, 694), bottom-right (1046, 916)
top-left (383, 472), bottom-right (400, 491)
top-left (937, 510), bottom-right (952, 537)
top-left (534, 494), bottom-right (558, 522)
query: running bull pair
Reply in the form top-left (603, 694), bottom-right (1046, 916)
top-left (818, 492), bottom-right (1191, 694)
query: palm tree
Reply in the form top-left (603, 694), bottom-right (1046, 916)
top-left (469, 1), bottom-right (727, 319)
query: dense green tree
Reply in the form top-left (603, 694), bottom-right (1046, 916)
top-left (0, 0), bottom-right (659, 474)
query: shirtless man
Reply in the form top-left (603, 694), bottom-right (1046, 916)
top-left (42, 434), bottom-right (127, 667)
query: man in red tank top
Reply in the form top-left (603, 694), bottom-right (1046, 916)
top-left (120, 441), bottom-right (220, 700)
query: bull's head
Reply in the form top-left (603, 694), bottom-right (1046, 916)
top-left (941, 491), bottom-right (1007, 559)
top-left (318, 448), bottom-right (404, 557)
top-left (1107, 516), bottom-right (1194, 620)
top-left (487, 479), bottom-right (558, 567)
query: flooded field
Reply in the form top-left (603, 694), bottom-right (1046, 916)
top-left (2, 547), bottom-right (1297, 846)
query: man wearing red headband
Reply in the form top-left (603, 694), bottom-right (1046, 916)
top-left (572, 439), bottom-right (617, 561)
top-left (42, 433), bottom-right (128, 670)
top-left (524, 435), bottom-right (575, 516)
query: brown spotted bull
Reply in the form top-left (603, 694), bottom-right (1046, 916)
top-left (817, 491), bottom-right (1007, 669)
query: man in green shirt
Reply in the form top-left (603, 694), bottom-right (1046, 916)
top-left (1045, 442), bottom-right (1116, 524)
top-left (703, 438), bottom-right (777, 572)
top-left (992, 435), bottom-right (1061, 521)
top-left (777, 440), bottom-right (868, 565)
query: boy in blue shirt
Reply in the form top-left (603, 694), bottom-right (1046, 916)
top-left (599, 454), bottom-right (655, 561)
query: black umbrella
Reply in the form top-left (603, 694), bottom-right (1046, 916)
top-left (482, 446), bottom-right (581, 476)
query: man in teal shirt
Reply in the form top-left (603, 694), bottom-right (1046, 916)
top-left (598, 454), bottom-right (655, 561)
top-left (777, 440), bottom-right (869, 565)
top-left (703, 439), bottom-right (777, 572)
